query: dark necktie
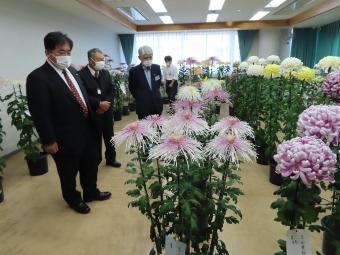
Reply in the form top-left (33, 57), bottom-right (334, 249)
top-left (62, 70), bottom-right (88, 118)
top-left (95, 71), bottom-right (99, 79)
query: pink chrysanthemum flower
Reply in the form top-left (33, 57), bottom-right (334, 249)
top-left (274, 137), bottom-right (337, 187)
top-left (202, 88), bottom-right (231, 103)
top-left (142, 114), bottom-right (166, 131)
top-left (323, 71), bottom-right (340, 99)
top-left (148, 135), bottom-right (203, 165)
top-left (186, 57), bottom-right (198, 65)
top-left (297, 105), bottom-right (340, 146)
top-left (173, 100), bottom-right (204, 114)
top-left (111, 121), bottom-right (155, 151)
top-left (164, 111), bottom-right (209, 136)
top-left (205, 134), bottom-right (256, 165)
top-left (211, 117), bottom-right (254, 138)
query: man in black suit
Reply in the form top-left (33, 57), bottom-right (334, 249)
top-left (128, 45), bottom-right (163, 119)
top-left (79, 48), bottom-right (121, 168)
top-left (26, 32), bottom-right (111, 214)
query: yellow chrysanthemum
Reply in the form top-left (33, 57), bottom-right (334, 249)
top-left (294, 67), bottom-right (316, 81)
top-left (263, 64), bottom-right (280, 78)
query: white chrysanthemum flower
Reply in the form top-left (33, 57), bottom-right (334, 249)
top-left (258, 58), bottom-right (267, 66)
top-left (280, 57), bottom-right (303, 72)
top-left (247, 56), bottom-right (259, 64)
top-left (246, 64), bottom-right (264, 76)
top-left (318, 56), bottom-right (340, 72)
top-left (267, 55), bottom-right (281, 64)
top-left (239, 61), bottom-right (249, 71)
top-left (177, 85), bottom-right (202, 101)
top-left (201, 79), bottom-right (223, 94)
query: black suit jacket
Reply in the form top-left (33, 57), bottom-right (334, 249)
top-left (26, 62), bottom-right (99, 156)
top-left (78, 67), bottom-right (114, 123)
top-left (128, 63), bottom-right (163, 119)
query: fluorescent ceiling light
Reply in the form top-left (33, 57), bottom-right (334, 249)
top-left (159, 15), bottom-right (173, 24)
top-left (250, 11), bottom-right (270, 20)
top-left (265, 0), bottom-right (287, 8)
top-left (209, 0), bottom-right (225, 11)
top-left (117, 7), bottom-right (148, 21)
top-left (206, 13), bottom-right (219, 22)
top-left (145, 0), bottom-right (167, 13)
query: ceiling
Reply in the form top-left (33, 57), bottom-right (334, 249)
top-left (102, 0), bottom-right (328, 25)
top-left (296, 5), bottom-right (340, 27)
top-left (33, 0), bottom-right (133, 33)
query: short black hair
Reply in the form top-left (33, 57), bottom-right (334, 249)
top-left (44, 31), bottom-right (73, 51)
top-left (164, 56), bottom-right (172, 62)
top-left (88, 48), bottom-right (103, 59)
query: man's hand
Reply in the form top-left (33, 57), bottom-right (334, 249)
top-left (96, 108), bottom-right (105, 115)
top-left (43, 142), bottom-right (59, 154)
top-left (99, 101), bottom-right (111, 112)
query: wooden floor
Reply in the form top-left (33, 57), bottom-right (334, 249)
top-left (0, 107), bottom-right (324, 255)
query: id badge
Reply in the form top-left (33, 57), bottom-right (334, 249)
top-left (97, 88), bottom-right (102, 95)
top-left (155, 75), bottom-right (160, 81)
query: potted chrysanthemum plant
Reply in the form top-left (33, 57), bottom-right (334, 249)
top-left (297, 105), bottom-right (340, 255)
top-left (271, 136), bottom-right (337, 254)
top-left (4, 85), bottom-right (48, 176)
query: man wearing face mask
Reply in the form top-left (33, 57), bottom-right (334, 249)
top-left (79, 48), bottom-right (121, 168)
top-left (26, 32), bottom-right (111, 214)
top-left (163, 56), bottom-right (178, 114)
top-left (128, 45), bottom-right (163, 119)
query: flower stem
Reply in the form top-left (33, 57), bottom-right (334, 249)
top-left (209, 161), bottom-right (230, 255)
top-left (291, 179), bottom-right (300, 229)
top-left (137, 150), bottom-right (162, 255)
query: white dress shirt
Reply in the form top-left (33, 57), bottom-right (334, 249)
top-left (163, 64), bottom-right (178, 81)
top-left (87, 65), bottom-right (98, 78)
top-left (47, 59), bottom-right (86, 105)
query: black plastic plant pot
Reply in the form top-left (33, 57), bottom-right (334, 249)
top-left (322, 215), bottom-right (340, 255)
top-left (162, 97), bottom-right (169, 105)
top-left (114, 111), bottom-right (122, 121)
top-left (256, 143), bottom-right (269, 165)
top-left (122, 106), bottom-right (130, 116)
top-left (215, 105), bottom-right (221, 115)
top-left (128, 102), bottom-right (136, 112)
top-left (25, 153), bottom-right (48, 176)
top-left (0, 176), bottom-right (4, 203)
top-left (269, 157), bottom-right (283, 186)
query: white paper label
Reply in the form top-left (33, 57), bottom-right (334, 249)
top-left (97, 89), bottom-right (102, 95)
top-left (165, 235), bottom-right (186, 255)
top-left (120, 83), bottom-right (126, 95)
top-left (287, 229), bottom-right (311, 255)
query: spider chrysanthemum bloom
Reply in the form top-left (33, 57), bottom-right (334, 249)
top-left (211, 117), bottom-right (254, 138)
top-left (111, 121), bottom-right (155, 151)
top-left (274, 137), bottom-right (337, 187)
top-left (297, 105), bottom-right (340, 146)
top-left (323, 71), bottom-right (340, 99)
top-left (201, 79), bottom-right (223, 94)
top-left (205, 134), bottom-right (256, 165)
top-left (142, 114), bottom-right (166, 131)
top-left (177, 85), bottom-right (202, 101)
top-left (173, 100), bottom-right (204, 114)
top-left (202, 88), bottom-right (231, 104)
top-left (164, 111), bottom-right (209, 136)
top-left (148, 134), bottom-right (203, 165)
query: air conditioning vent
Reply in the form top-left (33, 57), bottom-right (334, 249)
top-left (273, 0), bottom-right (316, 15)
top-left (117, 6), bottom-right (149, 21)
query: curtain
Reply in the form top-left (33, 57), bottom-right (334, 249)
top-left (315, 21), bottom-right (340, 62)
top-left (291, 28), bottom-right (317, 67)
top-left (237, 30), bottom-right (258, 61)
top-left (133, 30), bottom-right (240, 65)
top-left (119, 34), bottom-right (135, 65)
top-left (290, 21), bottom-right (340, 67)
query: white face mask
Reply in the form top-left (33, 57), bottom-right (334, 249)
top-left (143, 59), bottom-right (152, 67)
top-left (166, 62), bottom-right (171, 67)
top-left (54, 55), bottom-right (72, 69)
top-left (94, 61), bottom-right (105, 71)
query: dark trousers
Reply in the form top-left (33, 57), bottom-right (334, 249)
top-left (101, 115), bottom-right (116, 163)
top-left (166, 80), bottom-right (178, 110)
top-left (52, 134), bottom-right (101, 205)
